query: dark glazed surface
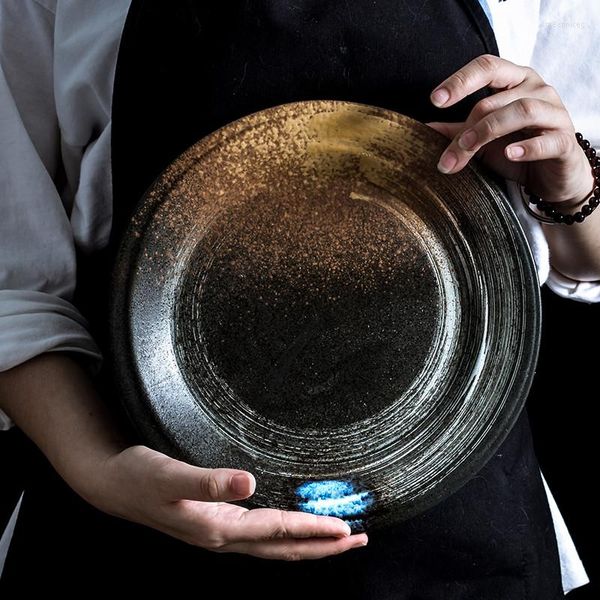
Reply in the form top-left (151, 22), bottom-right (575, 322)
top-left (177, 181), bottom-right (438, 430)
top-left (109, 100), bottom-right (541, 529)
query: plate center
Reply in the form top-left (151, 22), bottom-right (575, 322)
top-left (175, 184), bottom-right (440, 430)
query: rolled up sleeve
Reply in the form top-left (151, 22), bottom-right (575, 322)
top-left (0, 1), bottom-right (103, 429)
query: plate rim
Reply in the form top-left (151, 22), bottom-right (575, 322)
top-left (108, 99), bottom-right (542, 527)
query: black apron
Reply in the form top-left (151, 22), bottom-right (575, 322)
top-left (1, 1), bottom-right (564, 598)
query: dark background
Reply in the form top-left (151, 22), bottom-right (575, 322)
top-left (0, 284), bottom-right (597, 596)
top-left (527, 285), bottom-right (597, 599)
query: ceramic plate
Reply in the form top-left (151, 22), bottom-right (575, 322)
top-left (109, 100), bottom-right (540, 530)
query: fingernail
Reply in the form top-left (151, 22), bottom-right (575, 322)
top-left (458, 129), bottom-right (477, 150)
top-left (431, 87), bottom-right (450, 107)
top-left (232, 473), bottom-right (252, 495)
top-left (326, 518), bottom-right (351, 536)
top-left (437, 150), bottom-right (457, 173)
top-left (507, 145), bottom-right (525, 159)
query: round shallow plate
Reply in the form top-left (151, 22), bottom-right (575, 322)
top-left (109, 100), bottom-right (540, 530)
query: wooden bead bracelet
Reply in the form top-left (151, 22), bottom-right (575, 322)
top-left (520, 131), bottom-right (600, 225)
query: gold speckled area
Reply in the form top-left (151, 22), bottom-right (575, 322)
top-left (110, 100), bottom-right (540, 529)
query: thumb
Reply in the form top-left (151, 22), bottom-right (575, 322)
top-left (425, 121), bottom-right (463, 140)
top-left (157, 458), bottom-right (256, 502)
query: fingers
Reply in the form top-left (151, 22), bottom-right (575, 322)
top-left (155, 457), bottom-right (256, 502)
top-left (219, 507), bottom-right (353, 542)
top-left (425, 84), bottom-right (560, 142)
top-left (504, 131), bottom-right (579, 163)
top-left (117, 448), bottom-right (367, 562)
top-left (426, 55), bottom-right (567, 175)
top-left (171, 502), bottom-right (357, 556)
top-left (462, 83), bottom-right (563, 128)
top-left (436, 98), bottom-right (572, 174)
top-left (221, 532), bottom-right (369, 561)
top-left (430, 54), bottom-right (542, 109)
top-left (177, 503), bottom-right (354, 544)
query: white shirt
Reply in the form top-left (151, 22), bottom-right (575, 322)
top-left (0, 0), bottom-right (597, 592)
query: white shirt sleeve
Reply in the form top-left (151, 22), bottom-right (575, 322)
top-left (0, 0), bottom-right (103, 430)
top-left (488, 0), bottom-right (600, 305)
top-left (531, 0), bottom-right (600, 304)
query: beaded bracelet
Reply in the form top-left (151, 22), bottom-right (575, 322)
top-left (520, 131), bottom-right (600, 225)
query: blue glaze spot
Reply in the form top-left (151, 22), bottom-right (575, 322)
top-left (344, 518), bottom-right (366, 532)
top-left (296, 480), bottom-right (355, 500)
top-left (295, 480), bottom-right (373, 522)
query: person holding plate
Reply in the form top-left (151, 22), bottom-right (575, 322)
top-left (0, 1), bottom-right (598, 597)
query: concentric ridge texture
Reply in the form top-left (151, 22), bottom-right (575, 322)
top-left (109, 100), bottom-right (540, 529)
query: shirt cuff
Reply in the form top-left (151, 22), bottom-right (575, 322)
top-left (0, 289), bottom-right (103, 430)
top-left (505, 179), bottom-right (600, 304)
top-left (545, 268), bottom-right (600, 304)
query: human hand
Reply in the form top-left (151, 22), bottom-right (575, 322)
top-left (90, 445), bottom-right (367, 560)
top-left (0, 353), bottom-right (367, 561)
top-left (426, 54), bottom-right (595, 207)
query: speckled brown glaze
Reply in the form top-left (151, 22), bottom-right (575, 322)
top-left (109, 100), bottom-right (540, 530)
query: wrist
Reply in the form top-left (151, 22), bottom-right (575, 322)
top-left (56, 431), bottom-right (131, 508)
top-left (0, 352), bottom-right (132, 505)
top-left (76, 444), bottom-right (140, 517)
top-left (521, 133), bottom-right (600, 225)
top-left (550, 168), bottom-right (596, 209)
